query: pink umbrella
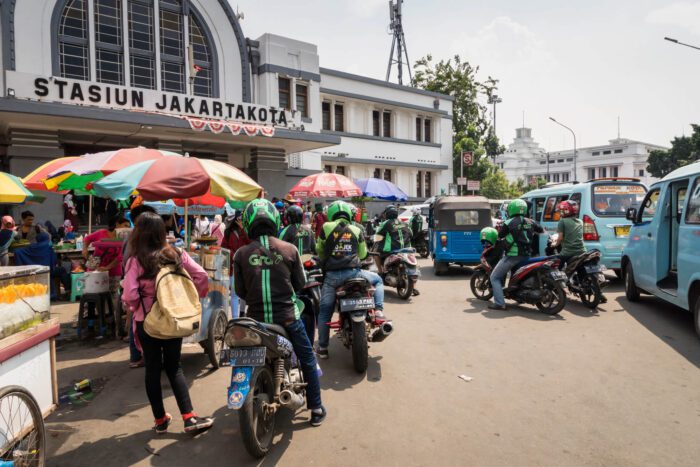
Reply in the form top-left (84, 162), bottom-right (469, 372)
top-left (287, 172), bottom-right (362, 198)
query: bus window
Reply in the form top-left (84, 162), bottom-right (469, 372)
top-left (592, 183), bottom-right (647, 217)
top-left (543, 195), bottom-right (568, 221)
top-left (686, 178), bottom-right (700, 224)
top-left (569, 193), bottom-right (582, 218)
top-left (532, 198), bottom-right (545, 221)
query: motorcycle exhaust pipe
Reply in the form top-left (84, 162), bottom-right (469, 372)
top-left (369, 321), bottom-right (394, 342)
top-left (279, 389), bottom-right (305, 410)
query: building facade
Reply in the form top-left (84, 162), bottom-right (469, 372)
top-left (496, 128), bottom-right (666, 186)
top-left (0, 0), bottom-right (453, 223)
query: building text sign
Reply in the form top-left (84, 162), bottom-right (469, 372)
top-left (5, 71), bottom-right (294, 127)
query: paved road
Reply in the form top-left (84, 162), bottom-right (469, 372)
top-left (46, 259), bottom-right (700, 466)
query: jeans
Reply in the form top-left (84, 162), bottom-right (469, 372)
top-left (136, 321), bottom-right (193, 419)
top-left (284, 319), bottom-right (322, 410)
top-left (129, 316), bottom-right (141, 363)
top-left (317, 268), bottom-right (385, 349)
top-left (490, 255), bottom-right (528, 307)
top-left (229, 275), bottom-right (245, 318)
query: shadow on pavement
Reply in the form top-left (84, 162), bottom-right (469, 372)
top-left (618, 295), bottom-right (700, 369)
top-left (464, 298), bottom-right (565, 321)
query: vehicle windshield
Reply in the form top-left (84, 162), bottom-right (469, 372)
top-left (454, 210), bottom-right (479, 225)
top-left (592, 183), bottom-right (647, 217)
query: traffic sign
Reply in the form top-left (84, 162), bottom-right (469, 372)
top-left (462, 151), bottom-right (474, 166)
top-left (457, 177), bottom-right (467, 186)
top-left (467, 180), bottom-right (480, 191)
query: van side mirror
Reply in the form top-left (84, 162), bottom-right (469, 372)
top-left (625, 207), bottom-right (637, 223)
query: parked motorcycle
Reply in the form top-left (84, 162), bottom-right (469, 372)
top-left (221, 317), bottom-right (308, 458)
top-left (545, 235), bottom-right (607, 309)
top-left (471, 246), bottom-right (568, 314)
top-left (330, 276), bottom-right (393, 373)
top-left (372, 249), bottom-right (420, 300)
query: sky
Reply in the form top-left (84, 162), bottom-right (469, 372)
top-left (231, 0), bottom-right (700, 151)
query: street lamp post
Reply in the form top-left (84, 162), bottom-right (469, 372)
top-left (549, 117), bottom-right (577, 182)
top-left (488, 94), bottom-right (503, 136)
top-left (664, 37), bottom-right (700, 52)
top-left (546, 152), bottom-right (550, 182)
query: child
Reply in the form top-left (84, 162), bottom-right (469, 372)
top-left (480, 227), bottom-right (504, 270)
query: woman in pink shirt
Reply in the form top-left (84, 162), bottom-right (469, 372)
top-left (122, 212), bottom-right (214, 434)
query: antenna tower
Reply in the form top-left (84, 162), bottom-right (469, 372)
top-left (386, 0), bottom-right (412, 85)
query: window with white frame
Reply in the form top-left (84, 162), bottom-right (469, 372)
top-left (322, 102), bottom-right (331, 131)
top-left (57, 0), bottom-right (215, 96)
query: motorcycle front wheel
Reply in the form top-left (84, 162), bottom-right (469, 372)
top-left (536, 278), bottom-right (567, 315)
top-left (240, 366), bottom-right (276, 459)
top-left (470, 269), bottom-right (493, 301)
top-left (578, 275), bottom-right (602, 309)
top-left (351, 320), bottom-right (368, 373)
top-left (396, 269), bottom-right (414, 300)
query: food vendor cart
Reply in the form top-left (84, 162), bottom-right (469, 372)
top-left (0, 266), bottom-right (59, 417)
top-left (184, 245), bottom-right (230, 369)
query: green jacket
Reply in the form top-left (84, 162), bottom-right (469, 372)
top-left (316, 219), bottom-right (367, 271)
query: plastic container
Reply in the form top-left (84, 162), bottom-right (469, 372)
top-left (76, 271), bottom-right (109, 294)
top-left (0, 266), bottom-right (50, 339)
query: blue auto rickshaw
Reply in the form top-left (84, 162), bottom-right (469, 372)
top-left (429, 196), bottom-right (493, 275)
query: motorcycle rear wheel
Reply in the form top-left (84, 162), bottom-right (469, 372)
top-left (470, 270), bottom-right (493, 301)
top-left (536, 278), bottom-right (566, 315)
top-left (578, 276), bottom-right (601, 309)
top-left (351, 320), bottom-right (368, 373)
top-left (396, 270), bottom-right (414, 300)
top-left (240, 366), bottom-right (276, 459)
top-left (418, 243), bottom-right (429, 258)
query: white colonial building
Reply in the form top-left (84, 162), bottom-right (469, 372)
top-left (496, 128), bottom-right (667, 186)
top-left (0, 1), bottom-right (453, 223)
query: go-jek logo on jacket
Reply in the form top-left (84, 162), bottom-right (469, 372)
top-left (249, 253), bottom-right (283, 266)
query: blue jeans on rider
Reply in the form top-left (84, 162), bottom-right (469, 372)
top-left (490, 255), bottom-right (528, 307)
top-left (284, 319), bottom-right (322, 410)
top-left (317, 268), bottom-right (385, 350)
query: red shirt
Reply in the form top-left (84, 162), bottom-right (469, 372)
top-left (222, 229), bottom-right (250, 275)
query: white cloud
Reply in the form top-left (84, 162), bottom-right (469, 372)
top-left (646, 2), bottom-right (700, 35)
top-left (348, 0), bottom-right (389, 18)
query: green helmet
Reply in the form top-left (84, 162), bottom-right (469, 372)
top-left (507, 199), bottom-right (528, 217)
top-left (242, 199), bottom-right (280, 236)
top-left (480, 227), bottom-right (498, 245)
top-left (327, 200), bottom-right (352, 221)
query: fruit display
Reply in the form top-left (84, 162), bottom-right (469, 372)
top-left (0, 266), bottom-right (50, 340)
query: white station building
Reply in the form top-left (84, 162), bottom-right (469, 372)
top-left (0, 0), bottom-right (453, 222)
top-left (496, 127), bottom-right (667, 187)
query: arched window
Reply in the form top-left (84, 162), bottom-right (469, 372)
top-left (55, 0), bottom-right (216, 97)
top-left (58, 0), bottom-right (90, 80)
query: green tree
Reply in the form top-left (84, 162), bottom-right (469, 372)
top-left (647, 124), bottom-right (700, 178)
top-left (413, 54), bottom-right (501, 183)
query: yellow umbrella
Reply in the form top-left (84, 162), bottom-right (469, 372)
top-left (0, 172), bottom-right (45, 204)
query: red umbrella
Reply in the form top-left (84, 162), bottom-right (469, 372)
top-left (22, 157), bottom-right (79, 192)
top-left (287, 172), bottom-right (362, 198)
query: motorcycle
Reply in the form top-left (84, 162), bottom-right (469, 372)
top-left (413, 231), bottom-right (429, 259)
top-left (545, 235), bottom-right (608, 309)
top-left (298, 255), bottom-right (323, 344)
top-left (372, 249), bottom-right (420, 300)
top-left (470, 246), bottom-right (568, 314)
top-left (330, 276), bottom-right (393, 373)
top-left (221, 317), bottom-right (308, 458)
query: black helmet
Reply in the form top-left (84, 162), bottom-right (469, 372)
top-left (285, 205), bottom-right (303, 224)
top-left (384, 205), bottom-right (399, 220)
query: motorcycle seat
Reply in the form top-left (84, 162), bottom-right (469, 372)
top-left (513, 256), bottom-right (556, 271)
top-left (259, 322), bottom-right (289, 338)
top-left (336, 277), bottom-right (370, 294)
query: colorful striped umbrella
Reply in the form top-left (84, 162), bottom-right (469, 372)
top-left (287, 172), bottom-right (362, 198)
top-left (93, 155), bottom-right (262, 202)
top-left (0, 172), bottom-right (45, 204)
top-left (22, 157), bottom-right (79, 193)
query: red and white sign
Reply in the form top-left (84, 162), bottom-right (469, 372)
top-left (462, 151), bottom-right (474, 166)
top-left (207, 121), bottom-right (226, 133)
top-left (227, 122), bottom-right (242, 135)
top-left (467, 180), bottom-right (480, 191)
top-left (187, 118), bottom-right (207, 131)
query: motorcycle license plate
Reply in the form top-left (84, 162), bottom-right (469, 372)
top-left (585, 265), bottom-right (606, 274)
top-left (339, 297), bottom-right (374, 312)
top-left (219, 347), bottom-right (266, 367)
top-left (614, 226), bottom-right (630, 237)
top-left (550, 270), bottom-right (568, 281)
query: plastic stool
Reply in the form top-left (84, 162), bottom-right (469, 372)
top-left (77, 292), bottom-right (114, 339)
top-left (70, 272), bottom-right (85, 302)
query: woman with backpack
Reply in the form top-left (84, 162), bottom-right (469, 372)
top-left (122, 212), bottom-right (214, 434)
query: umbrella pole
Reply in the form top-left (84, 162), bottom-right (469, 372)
top-left (88, 194), bottom-right (93, 235)
top-left (184, 199), bottom-right (189, 248)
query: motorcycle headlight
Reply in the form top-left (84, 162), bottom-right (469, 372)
top-left (224, 326), bottom-right (262, 347)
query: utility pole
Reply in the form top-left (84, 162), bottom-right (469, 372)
top-left (386, 0), bottom-right (412, 85)
top-left (549, 117), bottom-right (577, 182)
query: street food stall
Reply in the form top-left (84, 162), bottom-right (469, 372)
top-left (0, 266), bottom-right (59, 417)
top-left (184, 243), bottom-right (230, 369)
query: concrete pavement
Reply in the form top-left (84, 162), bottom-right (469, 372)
top-left (46, 259), bottom-right (700, 466)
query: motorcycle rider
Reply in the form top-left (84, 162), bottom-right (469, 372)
top-left (489, 199), bottom-right (543, 310)
top-left (409, 207), bottom-right (423, 243)
top-left (232, 199), bottom-right (327, 426)
top-left (374, 205), bottom-right (419, 296)
top-left (315, 201), bottom-right (386, 360)
top-left (280, 205), bottom-right (316, 255)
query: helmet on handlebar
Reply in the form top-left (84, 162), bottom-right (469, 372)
top-left (327, 200), bottom-right (352, 221)
top-left (480, 227), bottom-right (498, 246)
top-left (242, 199), bottom-right (281, 237)
top-left (557, 200), bottom-right (577, 218)
top-left (507, 199), bottom-right (528, 217)
top-left (284, 204), bottom-right (303, 224)
top-left (383, 205), bottom-right (399, 220)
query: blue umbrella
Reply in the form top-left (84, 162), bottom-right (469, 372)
top-left (354, 178), bottom-right (408, 201)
